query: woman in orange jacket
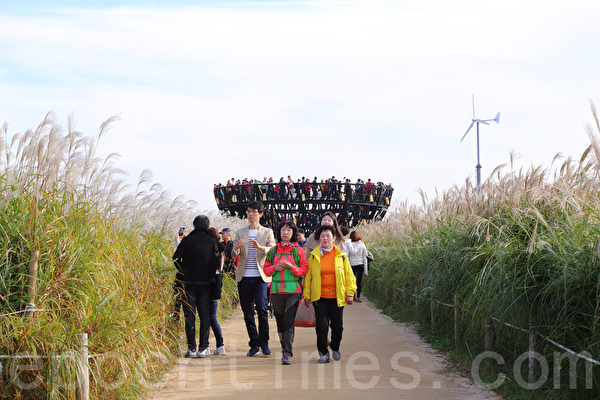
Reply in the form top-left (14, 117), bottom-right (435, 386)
top-left (303, 224), bottom-right (357, 363)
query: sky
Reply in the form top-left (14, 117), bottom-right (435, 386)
top-left (1, 0), bottom-right (599, 212)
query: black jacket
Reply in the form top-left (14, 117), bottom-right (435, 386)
top-left (173, 230), bottom-right (219, 286)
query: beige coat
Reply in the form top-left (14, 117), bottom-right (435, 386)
top-left (231, 225), bottom-right (276, 283)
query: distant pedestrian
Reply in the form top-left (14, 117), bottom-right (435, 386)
top-left (296, 228), bottom-right (307, 247)
top-left (347, 231), bottom-right (368, 302)
top-left (220, 227), bottom-right (235, 276)
top-left (171, 226), bottom-right (186, 321)
top-left (207, 227), bottom-right (226, 356)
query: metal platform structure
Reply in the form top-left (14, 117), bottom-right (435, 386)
top-left (214, 182), bottom-right (393, 233)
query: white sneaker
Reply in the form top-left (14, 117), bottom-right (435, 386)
top-left (196, 348), bottom-right (210, 358)
top-left (214, 346), bottom-right (226, 356)
top-left (184, 349), bottom-right (197, 358)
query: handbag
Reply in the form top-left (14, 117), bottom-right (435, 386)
top-left (294, 300), bottom-right (316, 327)
top-left (211, 273), bottom-right (223, 300)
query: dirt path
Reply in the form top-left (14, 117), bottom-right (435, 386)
top-left (148, 298), bottom-right (500, 400)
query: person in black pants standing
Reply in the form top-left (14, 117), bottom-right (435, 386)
top-left (230, 201), bottom-right (276, 357)
top-left (173, 215), bottom-right (220, 358)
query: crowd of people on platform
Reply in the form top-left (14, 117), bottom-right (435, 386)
top-left (171, 201), bottom-right (372, 365)
top-left (213, 176), bottom-right (393, 203)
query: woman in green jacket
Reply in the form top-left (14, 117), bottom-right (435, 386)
top-left (264, 221), bottom-right (309, 365)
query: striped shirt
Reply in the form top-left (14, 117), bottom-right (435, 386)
top-left (243, 229), bottom-right (260, 277)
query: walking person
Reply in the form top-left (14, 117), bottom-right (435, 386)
top-left (171, 226), bottom-right (186, 322)
top-left (172, 215), bottom-right (220, 358)
top-left (207, 227), bottom-right (226, 355)
top-left (347, 231), bottom-right (369, 302)
top-left (263, 221), bottom-right (309, 365)
top-left (296, 228), bottom-right (307, 247)
top-left (231, 201), bottom-right (276, 356)
top-left (220, 227), bottom-right (235, 277)
top-left (303, 225), bottom-right (357, 363)
top-left (304, 211), bottom-right (346, 257)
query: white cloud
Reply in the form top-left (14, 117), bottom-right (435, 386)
top-left (1, 0), bottom-right (599, 211)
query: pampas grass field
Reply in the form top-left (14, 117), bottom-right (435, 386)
top-left (359, 104), bottom-right (600, 399)
top-left (0, 114), bottom-right (240, 399)
top-left (4, 105), bottom-right (600, 399)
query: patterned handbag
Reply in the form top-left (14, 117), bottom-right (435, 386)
top-left (294, 301), bottom-right (316, 327)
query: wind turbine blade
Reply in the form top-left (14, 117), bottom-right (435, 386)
top-left (494, 112), bottom-right (500, 123)
top-left (472, 95), bottom-right (475, 118)
top-left (460, 121), bottom-right (475, 142)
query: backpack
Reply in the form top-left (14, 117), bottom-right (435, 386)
top-left (265, 245), bottom-right (301, 265)
top-left (210, 239), bottom-right (223, 299)
top-left (266, 245), bottom-right (303, 293)
top-left (211, 239), bottom-right (221, 273)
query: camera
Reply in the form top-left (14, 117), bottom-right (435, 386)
top-left (178, 226), bottom-right (185, 236)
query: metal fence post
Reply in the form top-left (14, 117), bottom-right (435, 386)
top-left (430, 296), bottom-right (435, 330)
top-left (528, 328), bottom-right (538, 384)
top-left (414, 294), bottom-right (418, 318)
top-left (76, 333), bottom-right (89, 400)
top-left (454, 294), bottom-right (460, 344)
top-left (484, 321), bottom-right (492, 351)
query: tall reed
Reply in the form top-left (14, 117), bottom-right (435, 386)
top-left (360, 105), bottom-right (600, 399)
top-left (0, 114), bottom-right (239, 399)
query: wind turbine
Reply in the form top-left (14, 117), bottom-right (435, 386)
top-left (460, 95), bottom-right (500, 187)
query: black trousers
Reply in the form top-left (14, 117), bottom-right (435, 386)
top-left (313, 298), bottom-right (344, 355)
top-left (237, 277), bottom-right (270, 348)
top-left (183, 285), bottom-right (211, 351)
top-left (270, 293), bottom-right (301, 356)
top-left (352, 264), bottom-right (364, 298)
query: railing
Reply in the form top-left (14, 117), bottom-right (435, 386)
top-left (395, 286), bottom-right (600, 384)
top-left (213, 182), bottom-right (393, 207)
top-left (0, 333), bottom-right (90, 400)
top-left (214, 182), bottom-right (394, 231)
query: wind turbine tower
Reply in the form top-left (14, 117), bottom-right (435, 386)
top-left (460, 96), bottom-right (500, 187)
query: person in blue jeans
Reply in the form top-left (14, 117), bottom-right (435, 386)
top-left (231, 201), bottom-right (276, 356)
top-left (207, 227), bottom-right (226, 355)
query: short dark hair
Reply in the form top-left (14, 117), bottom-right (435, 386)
top-left (193, 215), bottom-right (210, 231)
top-left (341, 226), bottom-right (350, 236)
top-left (275, 220), bottom-right (298, 242)
top-left (350, 231), bottom-right (362, 242)
top-left (247, 200), bottom-right (265, 214)
top-left (297, 228), bottom-right (305, 235)
top-left (314, 224), bottom-right (336, 239)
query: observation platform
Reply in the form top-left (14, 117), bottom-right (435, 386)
top-left (214, 182), bottom-right (393, 233)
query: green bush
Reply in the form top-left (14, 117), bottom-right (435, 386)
top-left (360, 110), bottom-right (600, 399)
top-left (0, 115), bottom-right (238, 399)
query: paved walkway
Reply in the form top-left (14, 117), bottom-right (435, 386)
top-left (149, 298), bottom-right (500, 400)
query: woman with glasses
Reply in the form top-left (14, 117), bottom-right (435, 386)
top-left (263, 221), bottom-right (309, 365)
